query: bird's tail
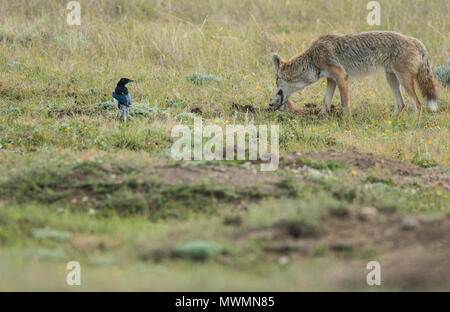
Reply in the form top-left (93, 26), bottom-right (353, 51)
top-left (120, 105), bottom-right (129, 122)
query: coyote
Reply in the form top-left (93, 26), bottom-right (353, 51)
top-left (269, 31), bottom-right (438, 119)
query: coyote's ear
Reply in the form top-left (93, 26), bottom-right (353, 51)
top-left (272, 54), bottom-right (285, 72)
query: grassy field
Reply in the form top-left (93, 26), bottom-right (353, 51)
top-left (0, 0), bottom-right (449, 291)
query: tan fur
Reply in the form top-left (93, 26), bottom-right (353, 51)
top-left (269, 31), bottom-right (439, 120)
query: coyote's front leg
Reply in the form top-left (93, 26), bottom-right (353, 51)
top-left (327, 66), bottom-right (350, 115)
top-left (321, 78), bottom-right (336, 114)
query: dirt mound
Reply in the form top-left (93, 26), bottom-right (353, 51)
top-left (328, 248), bottom-right (450, 290)
top-left (253, 210), bottom-right (450, 256)
top-left (262, 102), bottom-right (342, 117)
top-left (296, 103), bottom-right (321, 117)
top-left (292, 102), bottom-right (339, 118)
top-left (268, 209), bottom-right (450, 290)
top-left (282, 150), bottom-right (450, 190)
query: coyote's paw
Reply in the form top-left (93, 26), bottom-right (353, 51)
top-left (319, 106), bottom-right (329, 116)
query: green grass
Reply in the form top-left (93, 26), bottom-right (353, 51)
top-left (298, 155), bottom-right (347, 171)
top-left (0, 0), bottom-right (448, 291)
top-left (0, 159), bottom-right (276, 219)
top-left (0, 174), bottom-right (447, 290)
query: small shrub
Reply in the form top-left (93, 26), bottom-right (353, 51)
top-left (185, 73), bottom-right (221, 85)
top-left (365, 175), bottom-right (395, 186)
top-left (31, 228), bottom-right (72, 241)
top-left (275, 178), bottom-right (300, 197)
top-left (412, 150), bottom-right (437, 168)
top-left (95, 101), bottom-right (116, 111)
top-left (105, 190), bottom-right (148, 215)
top-left (172, 241), bottom-right (223, 261)
top-left (298, 156), bottom-right (347, 171)
top-left (95, 101), bottom-right (155, 117)
top-left (434, 59), bottom-right (450, 86)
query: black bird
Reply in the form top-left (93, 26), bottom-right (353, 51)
top-left (112, 78), bottom-right (134, 122)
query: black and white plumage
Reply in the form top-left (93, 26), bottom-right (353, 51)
top-left (112, 78), bottom-right (133, 122)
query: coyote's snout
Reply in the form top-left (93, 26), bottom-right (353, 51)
top-left (269, 31), bottom-right (439, 119)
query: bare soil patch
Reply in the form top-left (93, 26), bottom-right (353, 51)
top-left (153, 165), bottom-right (282, 192)
top-left (243, 209), bottom-right (450, 289)
top-left (250, 210), bottom-right (450, 256)
top-left (292, 102), bottom-right (340, 118)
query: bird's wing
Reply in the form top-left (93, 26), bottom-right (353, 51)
top-left (113, 92), bottom-right (129, 105)
top-left (125, 94), bottom-right (132, 106)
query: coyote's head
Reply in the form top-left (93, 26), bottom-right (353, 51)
top-left (269, 54), bottom-right (318, 111)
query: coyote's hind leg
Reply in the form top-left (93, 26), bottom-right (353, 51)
top-left (394, 69), bottom-right (422, 120)
top-left (385, 71), bottom-right (405, 115)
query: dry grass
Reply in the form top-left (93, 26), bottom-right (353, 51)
top-left (0, 0), bottom-right (448, 165)
top-left (0, 0), bottom-right (448, 291)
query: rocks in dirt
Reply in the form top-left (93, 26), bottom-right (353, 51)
top-left (278, 256), bottom-right (290, 265)
top-left (172, 241), bottom-right (223, 261)
top-left (358, 207), bottom-right (379, 221)
top-left (401, 216), bottom-right (419, 231)
top-left (302, 166), bottom-right (325, 178)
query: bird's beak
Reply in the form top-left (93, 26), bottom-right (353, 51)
top-left (129, 79), bottom-right (134, 82)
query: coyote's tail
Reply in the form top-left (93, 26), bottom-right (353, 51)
top-left (416, 47), bottom-right (439, 111)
